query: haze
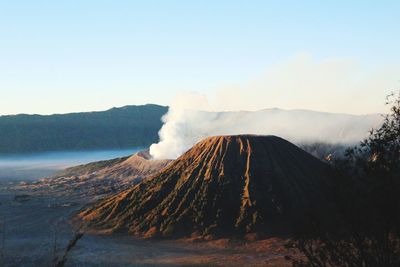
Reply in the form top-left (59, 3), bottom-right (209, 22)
top-left (0, 148), bottom-right (138, 180)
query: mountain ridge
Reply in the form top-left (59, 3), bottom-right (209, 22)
top-left (0, 104), bottom-right (165, 117)
top-left (0, 104), bottom-right (168, 153)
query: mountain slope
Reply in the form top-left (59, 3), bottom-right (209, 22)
top-left (0, 104), bottom-right (167, 153)
top-left (80, 135), bottom-right (330, 238)
top-left (19, 150), bottom-right (171, 199)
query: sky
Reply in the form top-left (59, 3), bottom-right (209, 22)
top-left (0, 0), bottom-right (399, 115)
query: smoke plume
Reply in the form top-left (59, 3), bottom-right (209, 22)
top-left (150, 54), bottom-right (394, 159)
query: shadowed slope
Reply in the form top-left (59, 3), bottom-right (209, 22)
top-left (0, 104), bottom-right (168, 153)
top-left (80, 135), bottom-right (330, 238)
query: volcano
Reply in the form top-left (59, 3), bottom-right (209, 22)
top-left (80, 135), bottom-right (330, 238)
top-left (20, 150), bottom-right (171, 198)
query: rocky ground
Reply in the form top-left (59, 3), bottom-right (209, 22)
top-left (0, 181), bottom-right (295, 267)
top-left (0, 146), bottom-right (300, 266)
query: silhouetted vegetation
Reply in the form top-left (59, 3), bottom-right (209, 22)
top-left (299, 142), bottom-right (348, 161)
top-left (0, 104), bottom-right (167, 153)
top-left (52, 219), bottom-right (85, 267)
top-left (54, 230), bottom-right (84, 267)
top-left (0, 218), bottom-right (5, 266)
top-left (288, 93), bottom-right (400, 267)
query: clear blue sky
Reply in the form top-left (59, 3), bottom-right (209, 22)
top-left (0, 1), bottom-right (399, 115)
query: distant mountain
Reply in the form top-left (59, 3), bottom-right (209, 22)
top-left (80, 135), bottom-right (330, 238)
top-left (0, 104), bottom-right (168, 153)
top-left (19, 150), bottom-right (171, 199)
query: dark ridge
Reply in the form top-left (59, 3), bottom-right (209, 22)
top-left (0, 104), bottom-right (168, 153)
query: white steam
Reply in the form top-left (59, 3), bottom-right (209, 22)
top-left (150, 54), bottom-right (395, 159)
top-left (149, 103), bottom-right (382, 159)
